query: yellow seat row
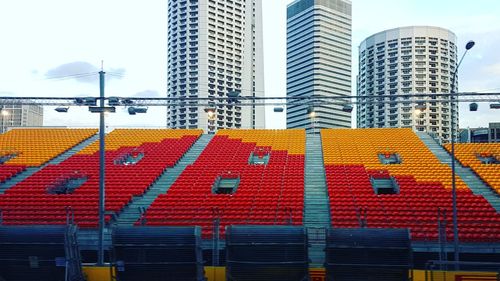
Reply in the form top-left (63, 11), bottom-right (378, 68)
top-left (444, 143), bottom-right (500, 194)
top-left (321, 128), bottom-right (468, 190)
top-left (0, 128), bottom-right (98, 166)
top-left (78, 129), bottom-right (203, 155)
top-left (218, 129), bottom-right (306, 155)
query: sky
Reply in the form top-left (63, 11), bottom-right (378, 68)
top-left (0, 0), bottom-right (499, 130)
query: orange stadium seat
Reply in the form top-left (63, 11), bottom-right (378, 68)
top-left (321, 128), bottom-right (500, 242)
top-left (444, 143), bottom-right (500, 195)
top-left (3, 128), bottom-right (498, 243)
top-left (0, 129), bottom-right (202, 228)
top-left (141, 129), bottom-right (306, 238)
top-left (0, 128), bottom-right (97, 182)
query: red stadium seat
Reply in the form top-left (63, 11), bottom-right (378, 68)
top-left (0, 129), bottom-right (201, 228)
top-left (322, 128), bottom-right (500, 243)
top-left (141, 130), bottom-right (306, 238)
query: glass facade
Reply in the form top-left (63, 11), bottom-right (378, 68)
top-left (0, 105), bottom-right (43, 133)
top-left (286, 0), bottom-right (352, 132)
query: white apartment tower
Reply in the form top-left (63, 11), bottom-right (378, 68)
top-left (357, 26), bottom-right (458, 142)
top-left (0, 105), bottom-right (43, 134)
top-left (286, 0), bottom-right (352, 132)
top-left (167, 0), bottom-right (265, 132)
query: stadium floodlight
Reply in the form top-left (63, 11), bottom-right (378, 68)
top-left (55, 106), bottom-right (69, 113)
top-left (204, 107), bottom-right (216, 113)
top-left (228, 90), bottom-right (240, 103)
top-left (490, 103), bottom-right (500, 109)
top-left (89, 106), bottom-right (116, 113)
top-left (108, 97), bottom-right (121, 106)
top-left (227, 91), bottom-right (240, 98)
top-left (127, 106), bottom-right (148, 115)
top-left (1, 107), bottom-right (8, 133)
top-left (135, 107), bottom-right (148, 113)
top-left (204, 107), bottom-right (216, 119)
top-left (306, 106), bottom-right (317, 134)
top-left (122, 98), bottom-right (134, 106)
top-left (342, 104), bottom-right (353, 113)
top-left (204, 107), bottom-right (216, 134)
top-left (273, 107), bottom-right (284, 113)
top-left (306, 106), bottom-right (316, 118)
top-left (469, 103), bottom-right (478, 111)
top-left (75, 97), bottom-right (97, 106)
top-left (176, 97), bottom-right (188, 107)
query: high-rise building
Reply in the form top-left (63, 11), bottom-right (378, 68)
top-left (167, 0), bottom-right (265, 132)
top-left (286, 0), bottom-right (352, 133)
top-left (459, 123), bottom-right (500, 143)
top-left (489, 122), bottom-right (500, 143)
top-left (357, 26), bottom-right (458, 142)
top-left (0, 105), bottom-right (43, 133)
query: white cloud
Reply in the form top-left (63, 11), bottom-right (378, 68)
top-left (44, 61), bottom-right (125, 84)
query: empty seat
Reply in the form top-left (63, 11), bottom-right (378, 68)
top-left (0, 129), bottom-right (202, 228)
top-left (141, 129), bottom-right (306, 238)
top-left (321, 128), bottom-right (500, 243)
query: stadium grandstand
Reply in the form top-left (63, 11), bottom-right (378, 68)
top-left (444, 143), bottom-right (500, 194)
top-left (0, 127), bottom-right (499, 281)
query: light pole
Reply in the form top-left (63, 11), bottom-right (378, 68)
top-left (56, 72), bottom-right (144, 266)
top-left (450, 40), bottom-right (475, 270)
top-left (97, 70), bottom-right (106, 265)
top-left (78, 71), bottom-right (115, 266)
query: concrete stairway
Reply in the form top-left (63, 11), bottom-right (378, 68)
top-left (0, 134), bottom-right (99, 194)
top-left (49, 135), bottom-right (99, 165)
top-left (416, 132), bottom-right (500, 212)
top-left (114, 134), bottom-right (213, 226)
top-left (304, 134), bottom-right (330, 267)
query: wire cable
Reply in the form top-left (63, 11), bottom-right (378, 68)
top-left (44, 72), bottom-right (99, 80)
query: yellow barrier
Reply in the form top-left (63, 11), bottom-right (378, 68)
top-left (205, 266), bottom-right (226, 281)
top-left (412, 270), bottom-right (498, 281)
top-left (82, 265), bottom-right (498, 281)
top-left (84, 265), bottom-right (227, 281)
top-left (82, 265), bottom-right (115, 281)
